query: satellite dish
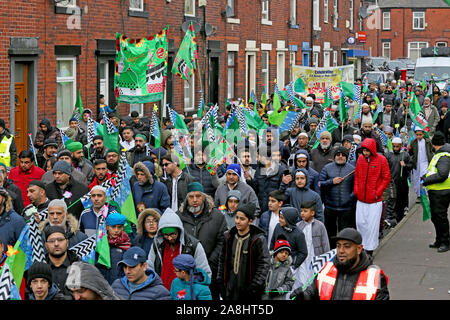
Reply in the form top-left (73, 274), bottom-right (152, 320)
top-left (359, 7), bottom-right (368, 19)
top-left (181, 21), bottom-right (201, 33)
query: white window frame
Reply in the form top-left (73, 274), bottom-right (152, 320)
top-left (129, 0), bottom-right (144, 12)
top-left (324, 0), bottom-right (329, 24)
top-left (56, 0), bottom-right (76, 7)
top-left (383, 42), bottom-right (391, 59)
top-left (276, 52), bottom-right (285, 89)
top-left (290, 51), bottom-right (296, 67)
top-left (313, 0), bottom-right (320, 30)
top-left (333, 0), bottom-right (338, 29)
top-left (227, 52), bottom-right (236, 100)
top-left (349, 0), bottom-right (354, 30)
top-left (382, 11), bottom-right (390, 30)
top-left (290, 0), bottom-right (296, 25)
top-left (323, 51), bottom-right (331, 68)
top-left (413, 11), bottom-right (425, 30)
top-left (408, 42), bottom-right (428, 62)
top-left (99, 59), bottom-right (109, 106)
top-left (436, 42), bottom-right (447, 47)
top-left (333, 50), bottom-right (338, 67)
top-left (261, 51), bottom-right (270, 91)
top-left (184, 74), bottom-right (195, 112)
top-left (262, 0), bottom-right (272, 24)
top-left (129, 104), bottom-right (144, 117)
top-left (227, 0), bottom-right (235, 17)
top-left (313, 52), bottom-right (319, 68)
top-left (56, 57), bottom-right (77, 127)
top-left (185, 0), bottom-right (195, 17)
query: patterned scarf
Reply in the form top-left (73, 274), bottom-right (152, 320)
top-left (108, 231), bottom-right (131, 251)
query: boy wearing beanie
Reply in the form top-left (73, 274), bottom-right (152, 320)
top-left (26, 262), bottom-right (66, 300)
top-left (262, 237), bottom-right (295, 301)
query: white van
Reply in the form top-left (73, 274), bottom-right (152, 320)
top-left (414, 57), bottom-right (450, 90)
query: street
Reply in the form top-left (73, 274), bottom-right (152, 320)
top-left (374, 186), bottom-right (450, 300)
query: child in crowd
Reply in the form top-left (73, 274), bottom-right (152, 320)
top-left (220, 190), bottom-right (241, 230)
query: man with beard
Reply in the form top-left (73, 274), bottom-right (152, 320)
top-left (44, 225), bottom-right (81, 296)
top-left (68, 116), bottom-right (87, 145)
top-left (36, 138), bottom-right (58, 169)
top-left (89, 135), bottom-right (108, 163)
top-left (41, 149), bottom-right (89, 186)
top-left (89, 159), bottom-right (114, 190)
top-left (188, 148), bottom-right (219, 198)
top-left (132, 161), bottom-right (170, 214)
top-left (290, 228), bottom-right (389, 300)
top-left (39, 199), bottom-right (88, 248)
top-left (127, 134), bottom-right (152, 167)
top-left (286, 123), bottom-right (301, 153)
top-left (67, 141), bottom-right (94, 183)
top-left (45, 160), bottom-right (89, 220)
top-left (332, 115), bottom-right (358, 146)
top-left (238, 148), bottom-right (256, 184)
top-left (358, 118), bottom-right (385, 155)
top-left (422, 96), bottom-right (440, 137)
top-left (310, 131), bottom-right (336, 173)
top-left (79, 186), bottom-right (118, 237)
top-left (22, 180), bottom-right (50, 222)
top-left (355, 103), bottom-right (373, 129)
top-left (105, 149), bottom-right (120, 175)
top-left (177, 182), bottom-right (227, 300)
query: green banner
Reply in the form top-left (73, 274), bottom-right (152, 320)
top-left (115, 26), bottom-right (168, 104)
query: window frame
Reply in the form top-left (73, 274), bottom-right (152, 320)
top-left (332, 0), bottom-right (338, 29)
top-left (262, 0), bottom-right (269, 21)
top-left (261, 51), bottom-right (270, 91)
top-left (412, 11), bottom-right (425, 30)
top-left (382, 42), bottom-right (391, 60)
top-left (227, 52), bottom-right (236, 100)
top-left (56, 56), bottom-right (77, 127)
top-left (349, 0), bottom-right (354, 30)
top-left (408, 41), bottom-right (428, 62)
top-left (324, 0), bottom-right (329, 24)
top-left (383, 11), bottom-right (390, 30)
top-left (436, 42), bottom-right (448, 47)
top-left (184, 0), bottom-right (195, 17)
top-left (184, 74), bottom-right (195, 112)
top-left (129, 0), bottom-right (144, 12)
top-left (290, 0), bottom-right (296, 25)
top-left (313, 0), bottom-right (321, 30)
top-left (56, 0), bottom-right (76, 8)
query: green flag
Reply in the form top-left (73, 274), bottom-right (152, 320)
top-left (172, 22), bottom-right (197, 84)
top-left (294, 77), bottom-right (306, 93)
top-left (338, 81), bottom-right (354, 99)
top-left (97, 123), bottom-right (119, 152)
top-left (420, 187), bottom-right (431, 221)
top-left (339, 91), bottom-right (348, 123)
top-left (75, 89), bottom-right (83, 117)
top-left (261, 87), bottom-right (267, 106)
top-left (95, 223), bottom-right (111, 268)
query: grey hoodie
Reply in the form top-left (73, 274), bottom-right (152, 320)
top-left (65, 261), bottom-right (122, 300)
top-left (146, 208), bottom-right (212, 278)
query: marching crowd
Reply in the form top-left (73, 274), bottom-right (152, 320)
top-left (0, 78), bottom-right (449, 301)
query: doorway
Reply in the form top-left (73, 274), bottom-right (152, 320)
top-left (209, 56), bottom-right (219, 105)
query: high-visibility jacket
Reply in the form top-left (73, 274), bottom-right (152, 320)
top-left (0, 135), bottom-right (13, 167)
top-left (425, 152), bottom-right (450, 191)
top-left (317, 261), bottom-right (388, 300)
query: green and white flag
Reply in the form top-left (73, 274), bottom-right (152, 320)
top-left (115, 27), bottom-right (169, 104)
top-left (172, 22), bottom-right (198, 84)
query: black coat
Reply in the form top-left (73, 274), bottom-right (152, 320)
top-left (45, 177), bottom-right (90, 220)
top-left (251, 164), bottom-right (284, 213)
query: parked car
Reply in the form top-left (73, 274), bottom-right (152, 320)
top-left (361, 71), bottom-right (394, 84)
top-left (364, 57), bottom-right (389, 72)
top-left (414, 57), bottom-right (450, 90)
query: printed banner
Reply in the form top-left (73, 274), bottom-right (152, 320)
top-left (291, 65), bottom-right (354, 102)
top-left (115, 27), bottom-right (169, 104)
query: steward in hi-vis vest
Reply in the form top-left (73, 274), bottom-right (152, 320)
top-left (422, 132), bottom-right (450, 253)
top-left (289, 228), bottom-right (389, 300)
top-left (0, 119), bottom-right (17, 168)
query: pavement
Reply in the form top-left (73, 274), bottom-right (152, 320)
top-left (373, 187), bottom-right (450, 300)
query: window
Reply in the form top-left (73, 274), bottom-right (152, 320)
top-left (333, 0), bottom-right (338, 29)
top-left (349, 0), bottom-right (353, 30)
top-left (129, 0), bottom-right (144, 11)
top-left (290, 51), bottom-right (296, 67)
top-left (413, 11), bottom-right (425, 30)
top-left (227, 0), bottom-right (235, 17)
top-left (313, 0), bottom-right (320, 30)
top-left (383, 11), bottom-right (390, 30)
top-left (436, 42), bottom-right (447, 47)
top-left (99, 60), bottom-right (109, 106)
top-left (323, 51), bottom-right (330, 67)
top-left (383, 42), bottom-right (391, 59)
top-left (227, 52), bottom-right (235, 99)
top-left (277, 53), bottom-right (285, 89)
top-left (129, 104), bottom-right (143, 116)
top-left (333, 50), bottom-right (338, 66)
top-left (184, 75), bottom-right (195, 111)
top-left (408, 42), bottom-right (428, 62)
top-left (313, 52), bottom-right (319, 68)
top-left (290, 0), bottom-right (296, 25)
top-left (56, 0), bottom-right (76, 7)
top-left (324, 0), bottom-right (328, 23)
top-left (262, 0), bottom-right (269, 21)
top-left (56, 57), bottom-right (76, 127)
top-left (185, 0), bottom-right (195, 17)
top-left (261, 51), bottom-right (269, 90)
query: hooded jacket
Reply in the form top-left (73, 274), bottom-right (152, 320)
top-left (269, 207), bottom-right (308, 269)
top-left (291, 149), bottom-right (320, 194)
top-left (34, 118), bottom-right (63, 153)
top-left (214, 180), bottom-right (261, 218)
top-left (178, 194), bottom-right (228, 273)
top-left (170, 267), bottom-right (212, 300)
top-left (252, 161), bottom-right (285, 213)
top-left (147, 208), bottom-right (212, 279)
top-left (132, 208), bottom-right (161, 257)
top-left (112, 268), bottom-right (171, 300)
top-left (65, 261), bottom-right (122, 300)
top-left (302, 251), bottom-right (389, 300)
top-left (0, 195), bottom-right (26, 247)
top-left (262, 255), bottom-right (295, 301)
top-left (280, 168), bottom-right (324, 223)
top-left (354, 138), bottom-right (391, 204)
top-left (132, 161), bottom-right (170, 213)
top-left (319, 159), bottom-right (355, 212)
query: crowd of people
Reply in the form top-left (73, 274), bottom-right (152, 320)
top-left (0, 78), bottom-right (449, 301)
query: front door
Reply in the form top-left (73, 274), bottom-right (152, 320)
top-left (209, 56), bottom-right (219, 105)
top-left (14, 63), bottom-right (28, 154)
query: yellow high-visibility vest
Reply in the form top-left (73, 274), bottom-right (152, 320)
top-left (0, 135), bottom-right (13, 167)
top-left (425, 152), bottom-right (450, 191)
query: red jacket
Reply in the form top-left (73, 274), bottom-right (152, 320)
top-left (354, 138), bottom-right (391, 204)
top-left (8, 165), bottom-right (45, 207)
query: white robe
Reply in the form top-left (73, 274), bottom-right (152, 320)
top-left (413, 138), bottom-right (429, 197)
top-left (356, 200), bottom-right (383, 251)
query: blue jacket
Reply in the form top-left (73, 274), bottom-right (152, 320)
top-left (132, 161), bottom-right (170, 213)
top-left (280, 168), bottom-right (324, 223)
top-left (112, 269), bottom-right (171, 300)
top-left (0, 207), bottom-right (26, 248)
top-left (170, 268), bottom-right (212, 300)
top-left (319, 161), bottom-right (355, 211)
top-left (27, 283), bottom-right (67, 300)
top-left (97, 246), bottom-right (127, 285)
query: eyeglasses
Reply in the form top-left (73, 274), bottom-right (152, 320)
top-left (46, 237), bottom-right (66, 244)
top-left (162, 162), bottom-right (172, 167)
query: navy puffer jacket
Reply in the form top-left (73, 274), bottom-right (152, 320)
top-left (318, 161), bottom-right (355, 211)
top-left (112, 269), bottom-right (171, 300)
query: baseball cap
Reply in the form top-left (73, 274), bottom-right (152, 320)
top-left (117, 246), bottom-right (147, 268)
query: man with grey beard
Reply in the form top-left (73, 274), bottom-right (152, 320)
top-left (310, 131), bottom-right (336, 173)
top-left (177, 182), bottom-right (228, 300)
top-left (39, 199), bottom-right (88, 249)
